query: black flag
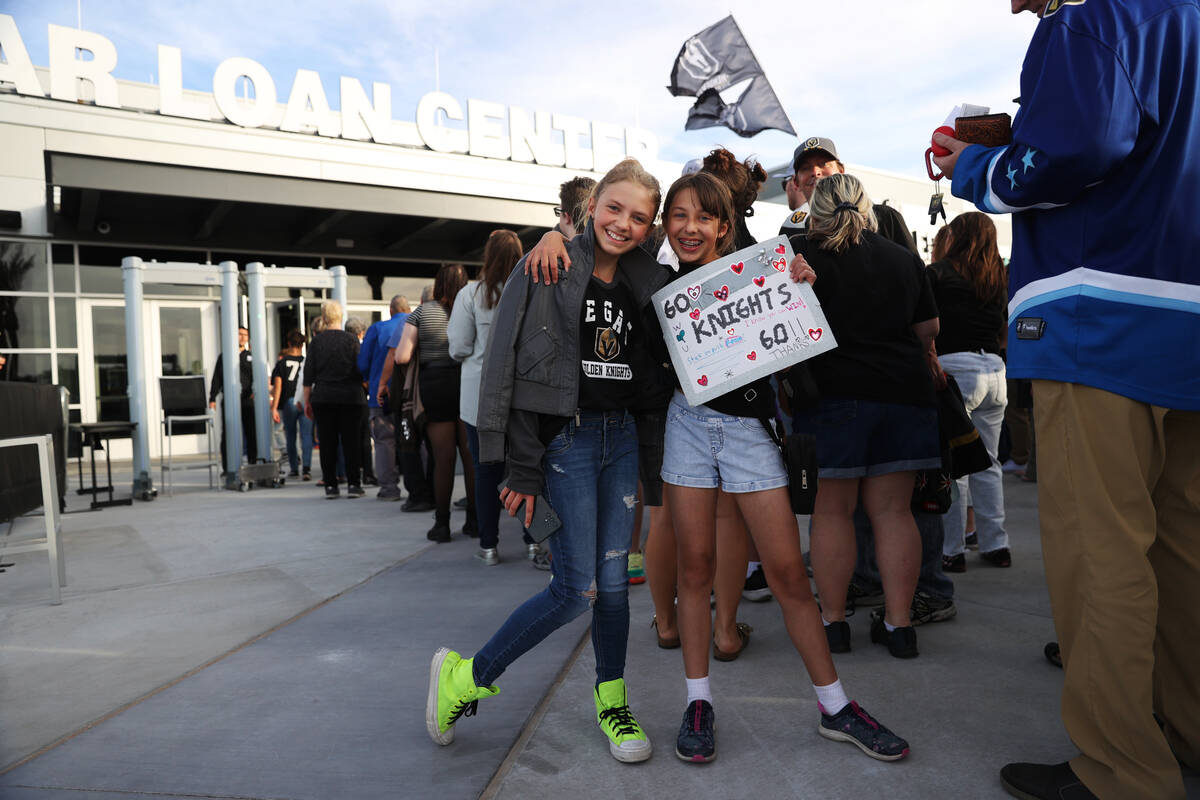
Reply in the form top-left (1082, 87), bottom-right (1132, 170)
top-left (668, 16), bottom-right (795, 137)
top-left (685, 76), bottom-right (796, 138)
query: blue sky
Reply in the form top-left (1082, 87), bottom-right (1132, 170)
top-left (4, 1), bottom-right (1039, 178)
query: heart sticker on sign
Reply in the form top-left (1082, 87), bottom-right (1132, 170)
top-left (697, 375), bottom-right (708, 386)
top-left (746, 351), bottom-right (757, 361)
top-left (713, 285), bottom-right (729, 301)
top-left (753, 275), bottom-right (765, 287)
top-left (730, 262), bottom-right (744, 275)
top-left (687, 285), bottom-right (702, 301)
top-left (808, 327), bottom-right (823, 341)
top-left (689, 308), bottom-right (701, 320)
top-left (772, 258), bottom-right (787, 272)
top-left (775, 244), bottom-right (786, 255)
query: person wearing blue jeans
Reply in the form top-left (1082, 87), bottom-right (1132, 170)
top-left (279, 400), bottom-right (313, 476)
top-left (427, 162), bottom-right (665, 763)
top-left (471, 413), bottom-right (637, 684)
top-left (851, 508), bottom-right (955, 625)
top-left (463, 422), bottom-right (533, 555)
top-left (939, 352), bottom-right (1009, 567)
top-left (270, 331), bottom-right (312, 478)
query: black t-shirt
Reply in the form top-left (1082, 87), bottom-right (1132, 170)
top-left (927, 260), bottom-right (1007, 356)
top-left (793, 230), bottom-right (939, 408)
top-left (674, 260), bottom-right (776, 419)
top-left (577, 275), bottom-right (639, 412)
top-left (302, 330), bottom-right (365, 405)
top-left (271, 354), bottom-right (304, 405)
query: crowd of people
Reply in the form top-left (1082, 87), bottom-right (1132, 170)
top-left (221, 3), bottom-right (1199, 797)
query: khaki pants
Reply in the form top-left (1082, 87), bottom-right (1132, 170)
top-left (1033, 380), bottom-right (1200, 800)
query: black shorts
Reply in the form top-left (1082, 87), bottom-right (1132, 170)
top-left (419, 363), bottom-right (461, 423)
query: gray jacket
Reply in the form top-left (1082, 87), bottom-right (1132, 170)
top-left (477, 222), bottom-right (668, 493)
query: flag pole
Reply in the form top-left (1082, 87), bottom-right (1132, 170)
top-left (728, 15), bottom-right (797, 136)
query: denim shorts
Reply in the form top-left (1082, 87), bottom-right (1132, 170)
top-left (661, 392), bottom-right (788, 493)
top-left (791, 396), bottom-right (941, 479)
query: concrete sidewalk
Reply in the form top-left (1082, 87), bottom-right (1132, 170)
top-left (1, 465), bottom-right (1196, 799)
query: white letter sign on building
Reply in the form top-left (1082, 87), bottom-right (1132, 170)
top-left (48, 23), bottom-right (120, 107)
top-left (213, 56), bottom-right (278, 128)
top-left (0, 14), bottom-right (661, 170)
top-left (158, 44), bottom-right (209, 120)
top-left (281, 69), bottom-right (339, 137)
top-left (0, 15), bottom-right (43, 97)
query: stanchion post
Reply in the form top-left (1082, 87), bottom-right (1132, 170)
top-left (121, 256), bottom-right (155, 500)
top-left (245, 262), bottom-right (272, 462)
top-left (219, 260), bottom-right (242, 488)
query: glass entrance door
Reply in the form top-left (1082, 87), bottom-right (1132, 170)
top-left (148, 302), bottom-right (217, 458)
top-left (79, 299), bottom-right (218, 461)
top-left (78, 300), bottom-right (132, 459)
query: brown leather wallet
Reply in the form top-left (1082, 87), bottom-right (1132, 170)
top-left (955, 113), bottom-right (1012, 147)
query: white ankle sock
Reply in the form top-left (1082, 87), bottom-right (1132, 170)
top-left (813, 679), bottom-right (849, 715)
top-left (685, 677), bottom-right (713, 706)
top-left (746, 561), bottom-right (761, 578)
top-left (821, 616), bottom-right (832, 627)
top-left (884, 620), bottom-right (897, 632)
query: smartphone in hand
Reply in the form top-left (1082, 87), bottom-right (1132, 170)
top-left (525, 495), bottom-right (563, 543)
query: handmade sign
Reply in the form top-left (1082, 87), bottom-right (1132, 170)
top-left (652, 235), bottom-right (837, 406)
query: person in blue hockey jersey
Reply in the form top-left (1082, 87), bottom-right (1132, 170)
top-left (933, 1), bottom-right (1200, 799)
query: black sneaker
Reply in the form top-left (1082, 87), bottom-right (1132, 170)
top-left (869, 609), bottom-right (919, 658)
top-left (324, 485), bottom-right (340, 499)
top-left (818, 701), bottom-right (909, 761)
top-left (942, 553), bottom-right (967, 573)
top-left (347, 484), bottom-right (366, 498)
top-left (824, 620), bottom-right (851, 653)
top-left (847, 581), bottom-right (885, 607)
top-left (1000, 761), bottom-right (1097, 799)
top-left (742, 565), bottom-right (772, 602)
top-left (675, 700), bottom-right (715, 763)
top-left (909, 591), bottom-right (957, 626)
top-left (426, 523), bottom-right (451, 543)
top-left (403, 497), bottom-right (436, 513)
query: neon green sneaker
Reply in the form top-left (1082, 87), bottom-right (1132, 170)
top-left (426, 647), bottom-right (499, 746)
top-left (594, 678), bottom-right (652, 762)
top-left (627, 552), bottom-right (645, 585)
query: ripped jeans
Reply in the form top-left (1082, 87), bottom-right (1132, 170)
top-left (473, 410), bottom-right (638, 687)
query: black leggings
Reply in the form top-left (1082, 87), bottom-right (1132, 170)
top-left (312, 402), bottom-right (363, 489)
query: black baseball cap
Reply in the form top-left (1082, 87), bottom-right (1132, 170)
top-left (792, 136), bottom-right (840, 171)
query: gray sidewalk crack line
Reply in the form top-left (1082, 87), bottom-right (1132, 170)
top-left (0, 543), bottom-right (437, 776)
top-left (479, 625), bottom-right (591, 800)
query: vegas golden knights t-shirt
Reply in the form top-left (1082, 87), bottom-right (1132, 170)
top-left (577, 275), bottom-right (639, 412)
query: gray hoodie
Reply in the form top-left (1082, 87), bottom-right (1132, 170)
top-left (476, 222), bottom-right (668, 494)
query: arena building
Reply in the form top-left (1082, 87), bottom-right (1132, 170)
top-left (0, 12), bottom-right (1001, 460)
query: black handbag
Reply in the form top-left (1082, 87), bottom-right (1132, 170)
top-left (939, 374), bottom-right (992, 479)
top-left (911, 374), bottom-right (993, 514)
top-left (759, 415), bottom-right (819, 515)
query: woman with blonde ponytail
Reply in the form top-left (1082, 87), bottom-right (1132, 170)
top-left (789, 173), bottom-right (943, 661)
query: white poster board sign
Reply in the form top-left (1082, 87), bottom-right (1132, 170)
top-left (652, 236), bottom-right (837, 407)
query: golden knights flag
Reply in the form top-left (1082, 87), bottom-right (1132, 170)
top-left (668, 16), bottom-right (795, 138)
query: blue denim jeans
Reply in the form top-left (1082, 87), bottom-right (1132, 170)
top-left (941, 352), bottom-right (1009, 557)
top-left (465, 422), bottom-right (531, 550)
top-left (473, 411), bottom-right (638, 687)
top-left (280, 402), bottom-right (313, 474)
top-left (853, 505), bottom-right (955, 601)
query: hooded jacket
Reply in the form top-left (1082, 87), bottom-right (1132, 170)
top-left (477, 221), bottom-right (672, 496)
